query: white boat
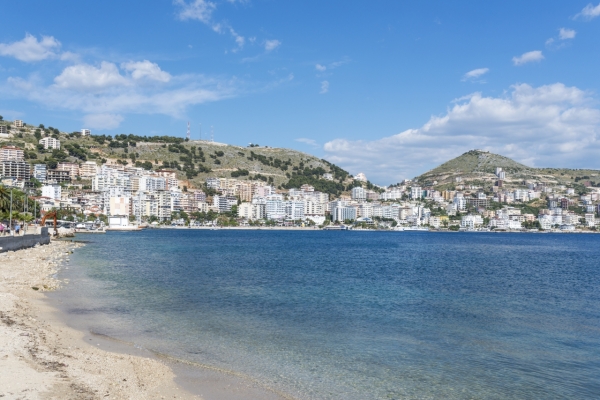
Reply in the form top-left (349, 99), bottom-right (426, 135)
top-left (403, 226), bottom-right (429, 232)
top-left (323, 225), bottom-right (349, 230)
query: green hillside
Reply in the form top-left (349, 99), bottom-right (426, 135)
top-left (0, 118), bottom-right (355, 196)
top-left (416, 149), bottom-right (600, 191)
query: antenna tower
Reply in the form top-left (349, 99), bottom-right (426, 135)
top-left (186, 122), bottom-right (190, 140)
top-left (211, 126), bottom-right (214, 142)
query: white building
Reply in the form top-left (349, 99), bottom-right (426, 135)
top-left (354, 172), bottom-right (367, 182)
top-left (461, 214), bottom-right (483, 229)
top-left (109, 197), bottom-right (130, 216)
top-left (453, 195), bottom-right (466, 211)
top-left (0, 146), bottom-right (24, 162)
top-left (410, 186), bottom-right (423, 200)
top-left (80, 161), bottom-right (98, 178)
top-left (139, 176), bottom-right (166, 192)
top-left (39, 137), bottom-right (61, 150)
top-left (213, 195), bottom-right (232, 213)
top-left (285, 201), bottom-right (305, 220)
top-left (266, 194), bottom-right (285, 220)
top-left (351, 186), bottom-right (366, 201)
top-left (33, 164), bottom-right (47, 182)
top-left (42, 185), bottom-right (61, 201)
top-left (238, 202), bottom-right (266, 220)
top-left (81, 129), bottom-right (91, 136)
top-left (331, 200), bottom-right (357, 222)
top-left (585, 213), bottom-right (595, 227)
top-left (206, 177), bottom-right (220, 190)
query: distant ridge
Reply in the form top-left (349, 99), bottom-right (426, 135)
top-left (415, 149), bottom-right (600, 189)
top-left (419, 150), bottom-right (531, 178)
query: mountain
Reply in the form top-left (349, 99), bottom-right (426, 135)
top-left (0, 119), bottom-right (354, 196)
top-left (416, 149), bottom-right (600, 190)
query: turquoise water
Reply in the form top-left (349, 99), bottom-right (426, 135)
top-left (52, 230), bottom-right (600, 399)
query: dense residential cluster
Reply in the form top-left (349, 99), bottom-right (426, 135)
top-left (0, 118), bottom-right (599, 232)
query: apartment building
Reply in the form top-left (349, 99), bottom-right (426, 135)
top-left (1, 161), bottom-right (30, 180)
top-left (39, 137), bottom-right (61, 150)
top-left (42, 185), bottom-right (62, 200)
top-left (80, 161), bottom-right (98, 178)
top-left (46, 170), bottom-right (71, 183)
top-left (0, 146), bottom-right (24, 162)
top-left (33, 164), bottom-right (47, 182)
top-left (57, 162), bottom-right (80, 179)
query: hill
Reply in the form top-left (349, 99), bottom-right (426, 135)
top-left (416, 149), bottom-right (600, 191)
top-left (0, 118), bottom-right (355, 197)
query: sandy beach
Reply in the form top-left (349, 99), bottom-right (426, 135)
top-left (0, 240), bottom-right (287, 400)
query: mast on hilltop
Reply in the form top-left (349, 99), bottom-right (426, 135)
top-left (186, 122), bottom-right (190, 140)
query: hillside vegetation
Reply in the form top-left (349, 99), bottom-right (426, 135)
top-left (0, 118), bottom-right (357, 196)
top-left (416, 149), bottom-right (600, 190)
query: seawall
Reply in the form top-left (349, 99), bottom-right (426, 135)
top-left (0, 228), bottom-right (50, 253)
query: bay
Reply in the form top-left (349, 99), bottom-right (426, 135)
top-left (50, 230), bottom-right (600, 399)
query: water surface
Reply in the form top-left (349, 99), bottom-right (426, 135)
top-left (51, 230), bottom-right (600, 399)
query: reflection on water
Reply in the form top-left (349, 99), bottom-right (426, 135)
top-left (50, 231), bottom-right (600, 399)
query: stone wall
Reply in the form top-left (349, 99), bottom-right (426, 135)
top-left (0, 228), bottom-right (50, 253)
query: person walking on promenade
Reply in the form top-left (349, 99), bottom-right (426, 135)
top-left (14, 223), bottom-right (20, 236)
top-left (0, 223), bottom-right (4, 236)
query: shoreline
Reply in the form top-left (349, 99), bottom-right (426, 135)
top-left (147, 225), bottom-right (599, 233)
top-left (0, 240), bottom-right (288, 400)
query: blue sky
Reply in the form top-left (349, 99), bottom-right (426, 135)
top-left (1, 1), bottom-right (600, 184)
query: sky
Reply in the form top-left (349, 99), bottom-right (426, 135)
top-left (1, 1), bottom-right (600, 184)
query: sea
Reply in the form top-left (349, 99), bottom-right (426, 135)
top-left (49, 230), bottom-right (600, 399)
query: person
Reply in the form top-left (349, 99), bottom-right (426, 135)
top-left (0, 223), bottom-right (4, 236)
top-left (14, 223), bottom-right (20, 236)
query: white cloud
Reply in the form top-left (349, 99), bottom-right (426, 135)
top-left (320, 80), bottom-right (329, 94)
top-left (174, 0), bottom-right (244, 49)
top-left (83, 113), bottom-right (124, 130)
top-left (512, 50), bottom-right (544, 66)
top-left (545, 38), bottom-right (555, 46)
top-left (264, 40), bottom-right (281, 52)
top-left (315, 64), bottom-right (327, 72)
top-left (295, 138), bottom-right (318, 147)
top-left (323, 83), bottom-right (600, 184)
top-left (54, 62), bottom-right (129, 91)
top-left (122, 60), bottom-right (171, 82)
top-left (575, 2), bottom-right (600, 20)
top-left (0, 33), bottom-right (61, 62)
top-left (461, 68), bottom-right (489, 81)
top-left (230, 28), bottom-right (245, 49)
top-left (4, 61), bottom-right (238, 122)
top-left (559, 28), bottom-right (576, 40)
top-left (174, 0), bottom-right (216, 24)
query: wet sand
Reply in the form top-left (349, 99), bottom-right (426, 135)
top-left (0, 240), bottom-right (289, 400)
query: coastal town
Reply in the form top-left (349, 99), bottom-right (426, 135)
top-left (0, 119), bottom-right (598, 233)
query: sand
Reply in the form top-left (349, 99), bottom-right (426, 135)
top-left (0, 240), bottom-right (288, 400)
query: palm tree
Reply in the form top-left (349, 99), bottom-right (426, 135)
top-left (0, 186), bottom-right (10, 212)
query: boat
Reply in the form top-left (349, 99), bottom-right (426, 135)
top-left (323, 225), bottom-right (349, 230)
top-left (403, 226), bottom-right (429, 232)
